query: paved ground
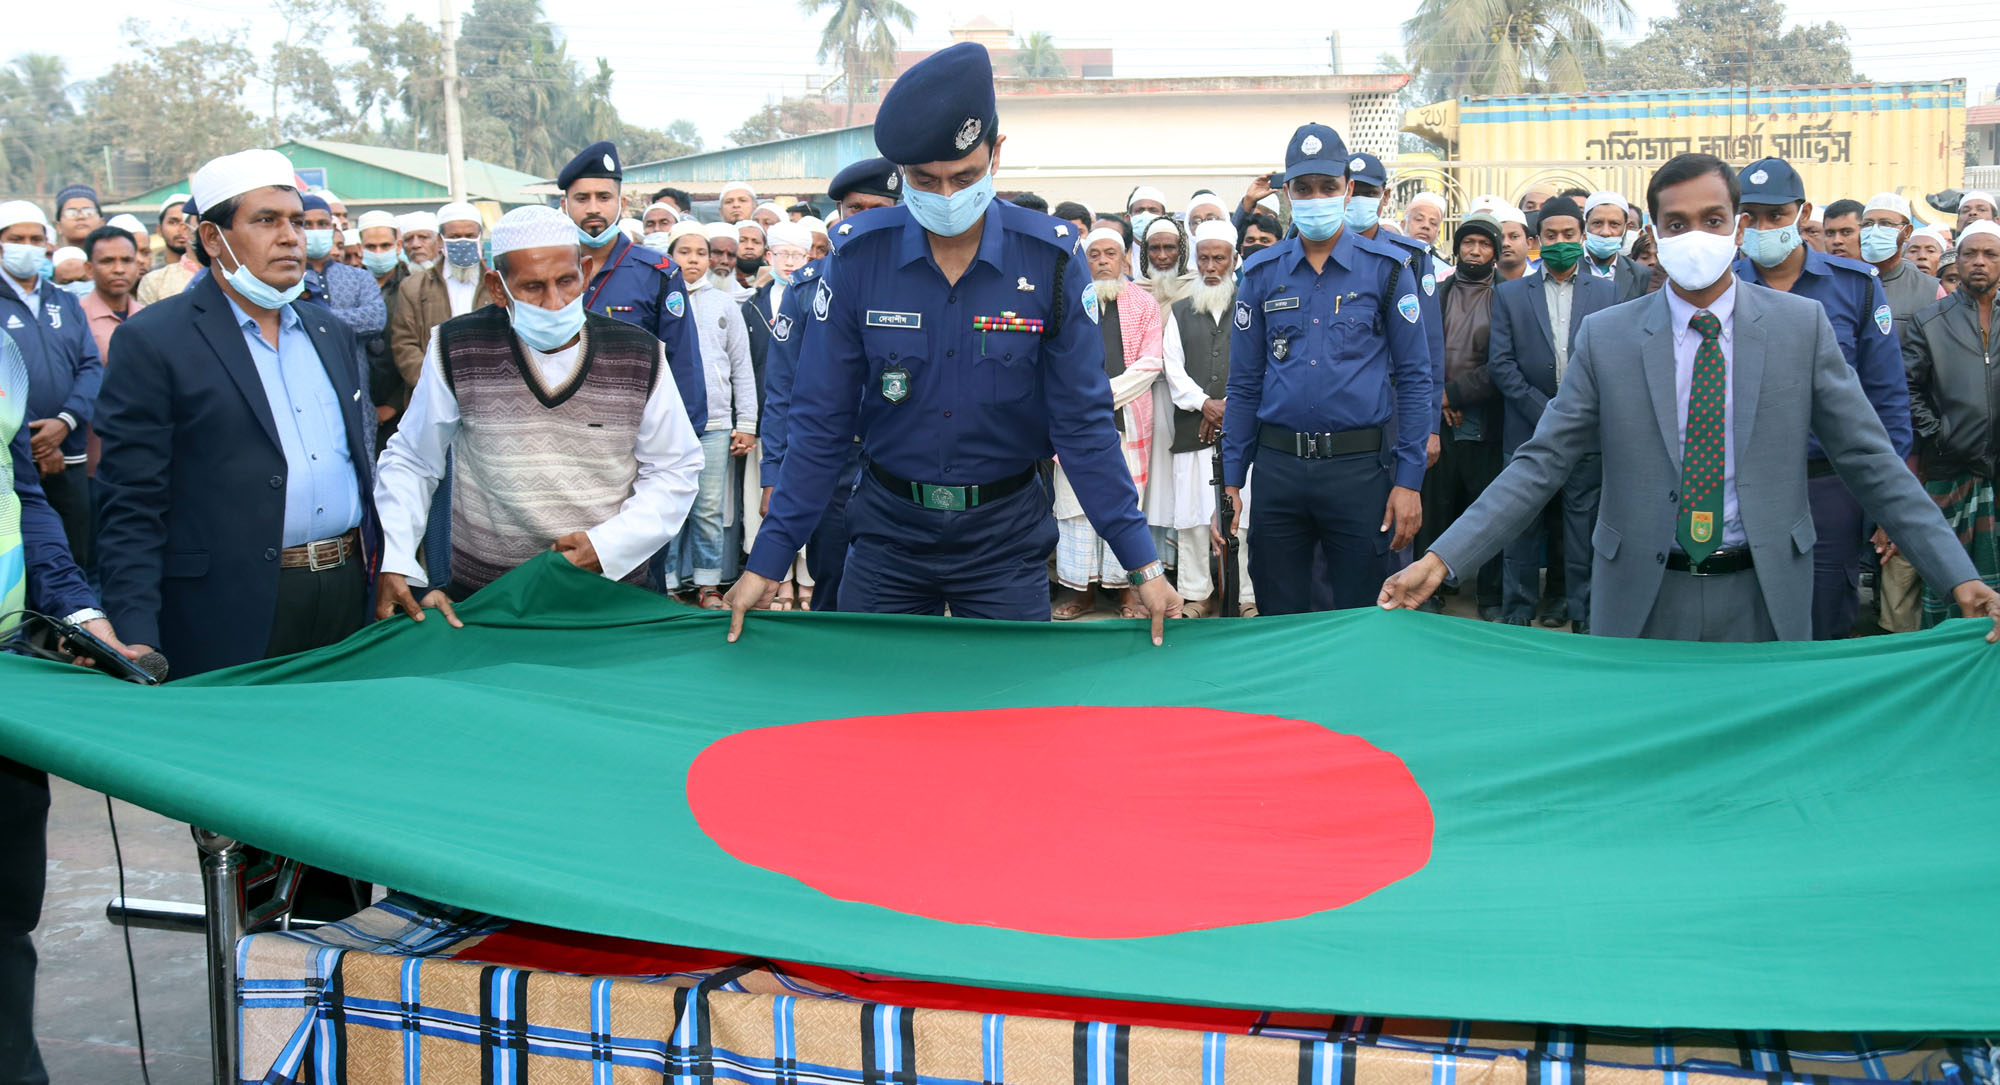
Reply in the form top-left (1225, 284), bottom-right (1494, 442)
top-left (26, 584), bottom-right (1544, 1084)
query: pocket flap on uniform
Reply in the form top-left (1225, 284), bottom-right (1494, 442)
top-left (163, 551), bottom-right (209, 579)
top-left (1592, 521), bottom-right (1622, 559)
top-left (1790, 514), bottom-right (1816, 555)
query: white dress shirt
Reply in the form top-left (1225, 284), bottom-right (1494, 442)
top-left (1664, 279), bottom-right (1745, 549)
top-left (374, 327), bottom-right (704, 588)
top-left (444, 272), bottom-right (479, 317)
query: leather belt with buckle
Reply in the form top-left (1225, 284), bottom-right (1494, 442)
top-left (281, 529), bottom-right (359, 571)
top-left (1666, 548), bottom-right (1754, 576)
top-left (1258, 423), bottom-right (1383, 459)
top-left (869, 463), bottom-right (1035, 510)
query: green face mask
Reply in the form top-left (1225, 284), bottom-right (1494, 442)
top-left (1539, 240), bottom-right (1583, 273)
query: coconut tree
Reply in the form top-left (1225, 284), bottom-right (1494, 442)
top-left (1013, 32), bottom-right (1068, 79)
top-left (799, 0), bottom-right (916, 126)
top-left (1401, 0), bottom-right (1633, 97)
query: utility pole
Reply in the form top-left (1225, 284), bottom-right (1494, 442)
top-left (439, 0), bottom-right (468, 202)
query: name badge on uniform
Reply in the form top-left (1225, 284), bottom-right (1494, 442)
top-left (1262, 296), bottom-right (1301, 313)
top-left (1271, 335), bottom-right (1291, 361)
top-left (866, 310), bottom-right (922, 329)
top-left (881, 366), bottom-right (910, 403)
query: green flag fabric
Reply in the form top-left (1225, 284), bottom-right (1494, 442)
top-left (1, 552), bottom-right (1996, 1032)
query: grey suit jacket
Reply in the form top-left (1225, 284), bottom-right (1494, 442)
top-left (1430, 282), bottom-right (1980, 640)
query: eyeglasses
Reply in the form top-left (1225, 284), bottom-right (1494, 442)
top-left (59, 207), bottom-right (100, 219)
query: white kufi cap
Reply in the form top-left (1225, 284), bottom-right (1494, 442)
top-left (0, 201), bottom-right (48, 232)
top-left (490, 204), bottom-right (582, 256)
top-left (397, 211), bottom-right (440, 235)
top-left (106, 213), bottom-right (145, 234)
top-left (1191, 219), bottom-right (1238, 250)
top-left (190, 149), bottom-right (297, 215)
top-left (51, 246), bottom-right (86, 266)
top-left (437, 201), bottom-right (482, 228)
top-left (1863, 192), bottom-right (1912, 220)
top-left (356, 210), bottom-right (398, 233)
top-left (766, 221), bottom-right (812, 250)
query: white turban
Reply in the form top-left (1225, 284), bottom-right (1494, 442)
top-left (755, 201), bottom-right (786, 220)
top-left (1191, 219), bottom-right (1237, 250)
top-left (159, 192), bottom-right (191, 216)
top-left (1407, 192), bottom-right (1447, 214)
top-left (798, 216), bottom-right (828, 236)
top-left (1084, 226), bottom-right (1126, 251)
top-left (1493, 205), bottom-right (1528, 228)
top-left (1144, 216), bottom-right (1181, 241)
top-left (437, 201), bottom-right (482, 228)
top-left (1127, 186), bottom-right (1167, 210)
top-left (1961, 191), bottom-right (1997, 214)
top-left (51, 246), bottom-right (86, 266)
top-left (720, 181), bottom-right (756, 200)
top-left (737, 220), bottom-right (766, 238)
top-left (106, 214), bottom-right (146, 235)
top-left (0, 201), bottom-right (48, 232)
top-left (397, 211), bottom-right (440, 235)
top-left (1185, 192), bottom-right (1228, 222)
top-left (190, 149), bottom-right (297, 214)
top-left (489, 204), bottom-right (580, 256)
top-left (356, 210), bottom-right (398, 233)
top-left (703, 221), bottom-right (740, 243)
top-left (643, 201), bottom-right (680, 225)
top-left (1863, 192), bottom-right (1912, 220)
top-left (1958, 220), bottom-right (2000, 246)
top-left (766, 221), bottom-right (812, 251)
top-left (1583, 191), bottom-right (1628, 216)
top-left (1911, 225), bottom-right (1952, 248)
top-left (666, 221), bottom-right (710, 249)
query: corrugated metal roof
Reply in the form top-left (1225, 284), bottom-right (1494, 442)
top-left (285, 139), bottom-right (548, 201)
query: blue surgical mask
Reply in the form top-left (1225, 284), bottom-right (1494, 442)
top-left (1859, 224), bottom-right (1903, 264)
top-left (216, 231), bottom-right (305, 309)
top-left (303, 229), bottom-right (336, 259)
top-left (361, 249), bottom-right (400, 276)
top-left (1131, 211), bottom-right (1159, 236)
top-left (577, 221), bottom-right (620, 248)
top-left (0, 242), bottom-right (42, 280)
top-left (903, 166), bottom-right (996, 238)
top-left (1343, 195), bottom-right (1380, 232)
top-left (1740, 207), bottom-right (1803, 268)
top-left (501, 279), bottom-right (586, 352)
top-left (640, 232), bottom-right (674, 255)
top-left (58, 280), bottom-right (93, 297)
top-left (1585, 233), bottom-right (1624, 261)
top-left (444, 238), bottom-right (484, 268)
top-left (1291, 195), bottom-right (1346, 241)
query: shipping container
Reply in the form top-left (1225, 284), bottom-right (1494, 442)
top-left (1399, 81), bottom-right (1965, 225)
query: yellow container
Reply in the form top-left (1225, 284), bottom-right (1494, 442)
top-left (1400, 82), bottom-right (1965, 216)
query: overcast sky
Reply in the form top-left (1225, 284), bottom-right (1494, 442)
top-left (21, 0), bottom-right (2000, 149)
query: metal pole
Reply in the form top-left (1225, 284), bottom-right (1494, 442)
top-left (194, 828), bottom-right (245, 1085)
top-left (439, 0), bottom-right (468, 203)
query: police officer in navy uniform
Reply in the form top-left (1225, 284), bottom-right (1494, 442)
top-left (1346, 152), bottom-right (1446, 470)
top-left (1220, 124), bottom-right (1434, 613)
top-left (1729, 157), bottom-right (1911, 639)
top-left (556, 140), bottom-right (706, 430)
top-left (756, 156), bottom-right (903, 610)
top-left (726, 42), bottom-right (1180, 642)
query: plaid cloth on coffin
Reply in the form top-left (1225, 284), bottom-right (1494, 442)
top-left (238, 895), bottom-right (1995, 1085)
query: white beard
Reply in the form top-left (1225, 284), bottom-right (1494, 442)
top-left (708, 270), bottom-right (736, 290)
top-left (1188, 279), bottom-right (1235, 324)
top-left (1091, 277), bottom-right (1124, 305)
top-left (448, 261), bottom-right (480, 284)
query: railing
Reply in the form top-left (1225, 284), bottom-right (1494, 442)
top-left (1967, 165), bottom-right (2000, 191)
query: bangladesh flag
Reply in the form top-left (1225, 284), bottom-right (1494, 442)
top-left (1, 553), bottom-right (1995, 1031)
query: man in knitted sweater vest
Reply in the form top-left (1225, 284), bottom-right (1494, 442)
top-left (373, 206), bottom-right (705, 624)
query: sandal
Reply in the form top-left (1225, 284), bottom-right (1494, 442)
top-left (794, 586), bottom-right (814, 611)
top-left (1119, 590), bottom-right (1150, 621)
top-left (767, 583), bottom-right (794, 611)
top-left (1239, 603), bottom-right (1260, 618)
top-left (698, 587), bottom-right (727, 610)
top-left (1180, 598), bottom-right (1212, 619)
top-left (1051, 590), bottom-right (1092, 621)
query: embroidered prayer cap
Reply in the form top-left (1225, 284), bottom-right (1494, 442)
top-left (490, 204), bottom-right (582, 256)
top-left (356, 210), bottom-right (399, 233)
top-left (438, 202), bottom-right (483, 229)
top-left (191, 149), bottom-right (297, 214)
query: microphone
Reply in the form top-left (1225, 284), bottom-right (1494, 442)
top-left (49, 618), bottom-right (167, 685)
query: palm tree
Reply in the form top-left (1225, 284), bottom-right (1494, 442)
top-left (1012, 32), bottom-right (1068, 79)
top-left (0, 54), bottom-right (80, 194)
top-left (1401, 0), bottom-right (1633, 97)
top-left (799, 0), bottom-right (916, 126)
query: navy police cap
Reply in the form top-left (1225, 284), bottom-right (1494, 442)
top-left (1281, 124), bottom-right (1349, 184)
top-left (1345, 152), bottom-right (1388, 188)
top-left (828, 157), bottom-right (902, 203)
top-left (875, 43), bottom-right (998, 166)
top-left (1737, 157), bottom-right (1805, 205)
top-left (557, 140), bottom-right (623, 190)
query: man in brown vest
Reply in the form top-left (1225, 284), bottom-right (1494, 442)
top-left (372, 205), bottom-right (705, 623)
top-left (1161, 219), bottom-right (1255, 616)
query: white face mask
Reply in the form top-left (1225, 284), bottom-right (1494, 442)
top-left (1654, 228), bottom-right (1740, 292)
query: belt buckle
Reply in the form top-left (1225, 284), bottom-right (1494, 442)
top-left (920, 484), bottom-right (966, 511)
top-left (1297, 433), bottom-right (1318, 458)
top-left (306, 538), bottom-right (343, 572)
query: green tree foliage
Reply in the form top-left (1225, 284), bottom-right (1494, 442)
top-left (1401, 0), bottom-right (1635, 97)
top-left (729, 97), bottom-right (835, 148)
top-left (1591, 0), bottom-right (1861, 91)
top-left (800, 0), bottom-right (915, 126)
top-left (1012, 33), bottom-right (1069, 79)
top-left (81, 24), bottom-right (263, 189)
top-left (0, 54), bottom-right (88, 195)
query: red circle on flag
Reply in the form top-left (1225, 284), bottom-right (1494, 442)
top-left (687, 707), bottom-right (1433, 938)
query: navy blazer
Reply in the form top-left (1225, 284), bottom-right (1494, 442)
top-left (741, 280), bottom-right (778, 410)
top-left (95, 273), bottom-right (380, 678)
top-left (1487, 269), bottom-right (1620, 452)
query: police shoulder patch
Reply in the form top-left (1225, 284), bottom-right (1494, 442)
top-left (1874, 303), bottom-right (1893, 335)
top-left (772, 313), bottom-right (794, 342)
top-left (1397, 294), bottom-right (1421, 324)
top-left (1234, 300), bottom-right (1252, 330)
top-left (813, 280), bottom-right (833, 322)
top-left (1082, 283), bottom-right (1100, 324)
top-left (665, 290), bottom-right (685, 318)
top-left (1421, 272), bottom-right (1436, 296)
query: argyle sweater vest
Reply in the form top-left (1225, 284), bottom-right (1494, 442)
top-left (1168, 297), bottom-right (1230, 453)
top-left (438, 306), bottom-right (658, 594)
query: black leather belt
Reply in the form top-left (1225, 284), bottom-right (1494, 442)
top-left (1807, 458), bottom-right (1837, 479)
top-left (1258, 424), bottom-right (1382, 459)
top-left (1666, 548), bottom-right (1755, 575)
top-left (869, 462), bottom-right (1034, 510)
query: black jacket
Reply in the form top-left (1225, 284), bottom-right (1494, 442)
top-left (1904, 288), bottom-right (1999, 480)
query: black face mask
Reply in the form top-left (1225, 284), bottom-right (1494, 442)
top-left (1455, 258), bottom-right (1495, 282)
top-left (1240, 242), bottom-right (1269, 260)
top-left (736, 255), bottom-right (767, 275)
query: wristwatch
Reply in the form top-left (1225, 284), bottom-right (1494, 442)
top-left (63, 607), bottom-right (107, 626)
top-left (1128, 561), bottom-right (1167, 587)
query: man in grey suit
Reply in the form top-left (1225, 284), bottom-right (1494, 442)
top-left (1488, 196), bottom-right (1621, 631)
top-left (1380, 154), bottom-right (2000, 643)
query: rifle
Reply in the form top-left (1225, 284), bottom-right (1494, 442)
top-left (1212, 434), bottom-right (1239, 618)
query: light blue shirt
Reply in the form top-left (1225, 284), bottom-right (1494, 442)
top-left (225, 295), bottom-right (362, 546)
top-left (1664, 279), bottom-right (1745, 549)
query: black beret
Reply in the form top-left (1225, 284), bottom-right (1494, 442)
top-left (874, 43), bottom-right (997, 166)
top-left (557, 141), bottom-right (622, 190)
top-left (1537, 196), bottom-right (1584, 229)
top-left (828, 157), bottom-right (902, 203)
